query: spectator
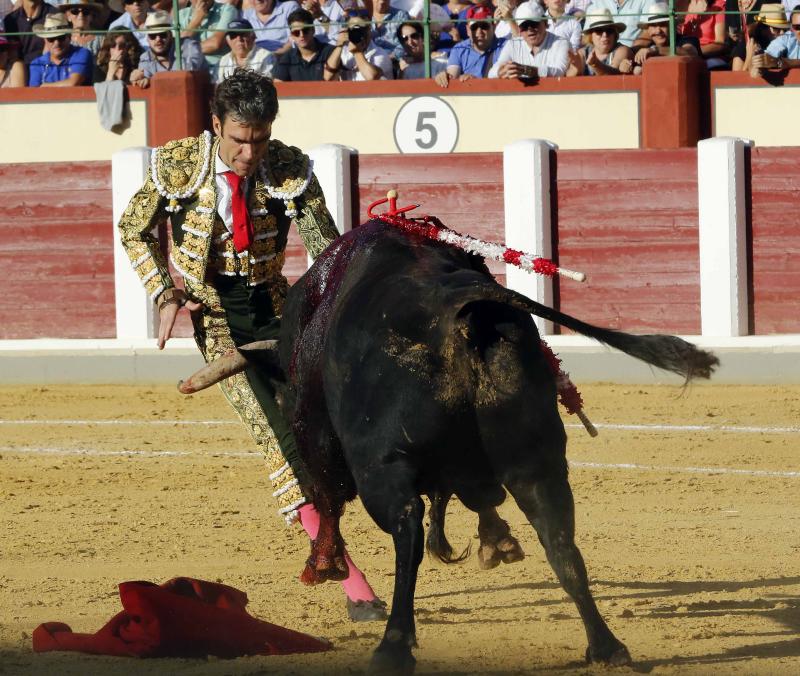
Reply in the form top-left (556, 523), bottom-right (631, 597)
top-left (218, 18), bottom-right (275, 80)
top-left (731, 3), bottom-right (787, 71)
top-left (442, 0), bottom-right (471, 43)
top-left (179, 0), bottom-right (239, 71)
top-left (130, 9), bottom-right (207, 87)
top-left (724, 0), bottom-right (764, 45)
top-left (677, 0), bottom-right (728, 68)
top-left (540, 0), bottom-right (582, 49)
top-left (300, 0), bottom-right (346, 44)
top-left (243, 0), bottom-right (300, 53)
top-left (494, 0), bottom-right (524, 39)
top-left (29, 12), bottom-right (93, 85)
top-left (754, 4), bottom-right (800, 71)
top-left (370, 0), bottom-right (409, 59)
top-left (488, 1), bottom-right (569, 78)
top-left (454, 0), bottom-right (493, 40)
top-left (436, 5), bottom-right (506, 86)
top-left (326, 12), bottom-right (394, 79)
top-left (409, 0), bottom-right (456, 53)
top-left (0, 33), bottom-right (26, 87)
top-left (3, 0), bottom-right (57, 68)
top-left (60, 0), bottom-right (104, 54)
top-left (273, 7), bottom-right (336, 80)
top-left (108, 0), bottom-right (150, 49)
top-left (565, 0), bottom-right (592, 18)
top-left (584, 0), bottom-right (649, 47)
top-left (396, 19), bottom-right (448, 77)
top-left (95, 26), bottom-right (141, 81)
top-left (95, 0), bottom-right (124, 30)
top-left (568, 8), bottom-right (633, 74)
top-left (632, 1), bottom-right (698, 72)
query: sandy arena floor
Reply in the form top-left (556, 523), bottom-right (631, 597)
top-left (1, 383), bottom-right (799, 675)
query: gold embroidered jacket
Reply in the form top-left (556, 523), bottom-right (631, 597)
top-left (118, 131), bottom-right (340, 311)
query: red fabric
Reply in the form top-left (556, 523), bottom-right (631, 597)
top-left (32, 577), bottom-right (331, 659)
top-left (679, 0), bottom-right (725, 46)
top-left (466, 5), bottom-right (493, 21)
top-left (223, 171), bottom-right (254, 253)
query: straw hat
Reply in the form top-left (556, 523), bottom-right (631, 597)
top-left (32, 13), bottom-right (72, 38)
top-left (637, 1), bottom-right (670, 28)
top-left (143, 10), bottom-right (174, 33)
top-left (58, 0), bottom-right (104, 13)
top-left (582, 8), bottom-right (626, 33)
top-left (756, 4), bottom-right (790, 29)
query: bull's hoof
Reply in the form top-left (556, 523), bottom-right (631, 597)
top-left (585, 639), bottom-right (632, 667)
top-left (368, 643), bottom-right (416, 676)
top-left (347, 597), bottom-right (388, 622)
top-left (477, 537), bottom-right (525, 570)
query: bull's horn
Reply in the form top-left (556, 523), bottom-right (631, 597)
top-left (177, 340), bottom-right (278, 394)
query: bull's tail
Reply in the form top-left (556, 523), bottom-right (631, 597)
top-left (499, 289), bottom-right (719, 381)
top-left (426, 491), bottom-right (471, 564)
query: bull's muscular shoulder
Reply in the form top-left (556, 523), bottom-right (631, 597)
top-left (151, 130), bottom-right (215, 200)
top-left (265, 139), bottom-right (312, 196)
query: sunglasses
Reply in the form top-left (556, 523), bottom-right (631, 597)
top-left (469, 21), bottom-right (490, 32)
top-left (124, 0), bottom-right (146, 5)
top-left (518, 21), bottom-right (542, 32)
top-left (228, 32), bottom-right (252, 40)
top-left (44, 34), bottom-right (69, 43)
top-left (148, 31), bottom-right (170, 40)
top-left (591, 27), bottom-right (616, 35)
top-left (290, 26), bottom-right (313, 37)
top-left (69, 7), bottom-right (94, 15)
top-left (793, 23), bottom-right (800, 29)
top-left (401, 31), bottom-right (421, 42)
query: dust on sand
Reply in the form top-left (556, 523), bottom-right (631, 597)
top-left (1, 384), bottom-right (799, 675)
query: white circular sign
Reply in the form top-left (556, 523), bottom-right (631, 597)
top-left (393, 96), bottom-right (459, 154)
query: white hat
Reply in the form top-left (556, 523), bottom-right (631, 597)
top-left (637, 2), bottom-right (670, 28)
top-left (408, 1), bottom-right (452, 33)
top-left (32, 13), bottom-right (72, 38)
top-left (514, 2), bottom-right (547, 23)
top-left (143, 9), bottom-right (174, 33)
top-left (582, 8), bottom-right (626, 34)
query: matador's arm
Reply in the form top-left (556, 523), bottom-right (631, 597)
top-left (117, 174), bottom-right (174, 302)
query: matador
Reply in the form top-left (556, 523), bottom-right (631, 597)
top-left (117, 69), bottom-right (386, 622)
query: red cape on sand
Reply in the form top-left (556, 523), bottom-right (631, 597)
top-left (32, 577), bottom-right (332, 659)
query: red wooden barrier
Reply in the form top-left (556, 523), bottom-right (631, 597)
top-left (0, 162), bottom-right (115, 339)
top-left (555, 149), bottom-right (700, 334)
top-left (749, 147), bottom-right (800, 334)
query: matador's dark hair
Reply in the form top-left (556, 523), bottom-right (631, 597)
top-left (211, 68), bottom-right (279, 126)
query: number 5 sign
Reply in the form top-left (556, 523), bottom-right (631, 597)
top-left (393, 96), bottom-right (459, 154)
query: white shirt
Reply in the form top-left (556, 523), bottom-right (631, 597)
top-left (217, 46), bottom-right (276, 83)
top-left (316, 0), bottom-right (346, 44)
top-left (546, 11), bottom-right (582, 50)
top-left (488, 32), bottom-right (570, 78)
top-left (339, 40), bottom-right (394, 80)
top-left (401, 55), bottom-right (448, 79)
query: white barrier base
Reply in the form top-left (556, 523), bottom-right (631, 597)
top-left (2, 336), bottom-right (799, 385)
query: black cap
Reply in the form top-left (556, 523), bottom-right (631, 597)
top-left (226, 19), bottom-right (253, 36)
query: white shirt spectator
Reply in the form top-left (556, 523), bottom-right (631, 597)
top-left (109, 12), bottom-right (149, 49)
top-left (565, 0), bottom-right (592, 15)
top-left (585, 0), bottom-right (648, 46)
top-left (546, 11), bottom-right (582, 50)
top-left (339, 40), bottom-right (394, 79)
top-left (217, 46), bottom-right (276, 81)
top-left (488, 31), bottom-right (569, 77)
top-left (316, 0), bottom-right (346, 44)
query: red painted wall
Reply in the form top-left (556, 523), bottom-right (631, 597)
top-left (749, 147), bottom-right (800, 334)
top-left (0, 162), bottom-right (116, 339)
top-left (555, 149), bottom-right (701, 334)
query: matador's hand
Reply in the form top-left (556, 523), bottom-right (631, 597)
top-left (157, 290), bottom-right (203, 350)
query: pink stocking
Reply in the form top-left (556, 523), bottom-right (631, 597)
top-left (298, 503), bottom-right (377, 602)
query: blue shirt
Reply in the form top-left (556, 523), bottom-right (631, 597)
top-left (584, 0), bottom-right (649, 47)
top-left (138, 40), bottom-right (208, 78)
top-left (108, 12), bottom-right (149, 49)
top-left (243, 1), bottom-right (299, 52)
top-left (447, 36), bottom-right (506, 78)
top-left (29, 44), bottom-right (93, 87)
top-left (371, 7), bottom-right (410, 60)
top-left (766, 31), bottom-right (800, 60)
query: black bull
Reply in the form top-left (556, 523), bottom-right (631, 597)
top-left (182, 219), bottom-right (718, 673)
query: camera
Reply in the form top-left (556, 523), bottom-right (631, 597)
top-left (348, 26), bottom-right (366, 44)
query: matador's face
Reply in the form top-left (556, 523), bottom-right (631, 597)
top-left (212, 115), bottom-right (272, 178)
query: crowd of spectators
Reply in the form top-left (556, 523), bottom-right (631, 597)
top-left (1, 0), bottom-right (800, 87)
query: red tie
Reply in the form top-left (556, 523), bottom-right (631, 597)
top-left (223, 171), bottom-right (253, 253)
